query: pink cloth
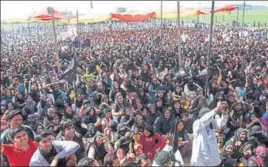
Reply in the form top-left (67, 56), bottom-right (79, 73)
top-left (140, 132), bottom-right (165, 160)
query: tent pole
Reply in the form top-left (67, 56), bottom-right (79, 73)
top-left (12, 22), bottom-right (14, 35)
top-left (177, 0), bottom-right (182, 68)
top-left (205, 1), bottom-right (215, 97)
top-left (160, 0), bottom-right (163, 39)
top-left (236, 6), bottom-right (239, 22)
top-left (242, 1), bottom-right (246, 30)
top-left (51, 14), bottom-right (57, 49)
top-left (77, 10), bottom-right (81, 53)
top-left (28, 22), bottom-right (31, 37)
top-left (90, 0), bottom-right (93, 9)
top-left (28, 22), bottom-right (31, 50)
top-left (77, 10), bottom-right (79, 35)
top-left (47, 7), bottom-right (60, 72)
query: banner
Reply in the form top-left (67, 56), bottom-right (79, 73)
top-left (58, 24), bottom-right (77, 40)
top-left (110, 12), bottom-right (155, 22)
top-left (62, 11), bottom-right (74, 20)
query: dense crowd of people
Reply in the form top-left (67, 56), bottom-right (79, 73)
top-left (1, 19), bottom-right (268, 167)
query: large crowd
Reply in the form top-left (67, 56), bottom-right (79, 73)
top-left (1, 19), bottom-right (268, 167)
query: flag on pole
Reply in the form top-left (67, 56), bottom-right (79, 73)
top-left (58, 24), bottom-right (77, 41)
top-left (63, 11), bottom-right (74, 20)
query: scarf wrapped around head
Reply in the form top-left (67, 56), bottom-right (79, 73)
top-left (234, 128), bottom-right (248, 142)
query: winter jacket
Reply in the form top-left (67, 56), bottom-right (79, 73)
top-left (154, 113), bottom-right (176, 135)
top-left (140, 132), bottom-right (165, 160)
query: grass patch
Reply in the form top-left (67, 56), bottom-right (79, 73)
top-left (183, 9), bottom-right (268, 26)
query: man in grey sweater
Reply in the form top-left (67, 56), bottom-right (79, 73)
top-left (30, 131), bottom-right (80, 166)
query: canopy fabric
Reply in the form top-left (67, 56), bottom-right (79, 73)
top-left (214, 5), bottom-right (238, 13)
top-left (110, 12), bottom-right (155, 22)
top-left (33, 9), bottom-right (63, 21)
top-left (195, 10), bottom-right (208, 15)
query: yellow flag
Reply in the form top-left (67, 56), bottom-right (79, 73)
top-left (69, 90), bottom-right (75, 99)
top-left (96, 65), bottom-right (101, 73)
top-left (83, 73), bottom-right (95, 80)
top-left (217, 73), bottom-right (222, 86)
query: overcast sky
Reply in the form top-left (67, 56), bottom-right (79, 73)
top-left (1, 1), bottom-right (267, 19)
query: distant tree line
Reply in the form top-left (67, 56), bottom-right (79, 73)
top-left (236, 4), bottom-right (267, 10)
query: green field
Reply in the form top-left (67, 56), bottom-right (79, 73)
top-left (1, 9), bottom-right (268, 31)
top-left (1, 22), bottom-right (63, 31)
top-left (183, 9), bottom-right (268, 26)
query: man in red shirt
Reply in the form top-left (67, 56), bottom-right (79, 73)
top-left (1, 126), bottom-right (38, 166)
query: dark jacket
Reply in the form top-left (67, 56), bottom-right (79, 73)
top-left (146, 111), bottom-right (161, 125)
top-left (154, 110), bottom-right (176, 135)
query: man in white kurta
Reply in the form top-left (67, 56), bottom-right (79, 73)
top-left (190, 102), bottom-right (228, 166)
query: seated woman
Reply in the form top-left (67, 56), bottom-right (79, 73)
top-left (101, 107), bottom-right (113, 134)
top-left (131, 115), bottom-right (146, 133)
top-left (111, 93), bottom-right (129, 123)
top-left (103, 120), bottom-right (119, 144)
top-left (51, 112), bottom-right (62, 135)
top-left (222, 128), bottom-right (248, 160)
top-left (245, 112), bottom-right (266, 132)
top-left (34, 122), bottom-right (45, 136)
top-left (146, 104), bottom-right (161, 126)
top-left (81, 107), bottom-right (101, 132)
top-left (87, 134), bottom-right (113, 165)
top-left (43, 108), bottom-right (56, 128)
top-left (154, 108), bottom-right (176, 136)
top-left (132, 132), bottom-right (144, 156)
top-left (140, 124), bottom-right (165, 160)
top-left (173, 121), bottom-right (191, 165)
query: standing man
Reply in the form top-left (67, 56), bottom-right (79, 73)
top-left (1, 126), bottom-right (38, 166)
top-left (30, 131), bottom-right (80, 166)
top-left (190, 101), bottom-right (228, 166)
